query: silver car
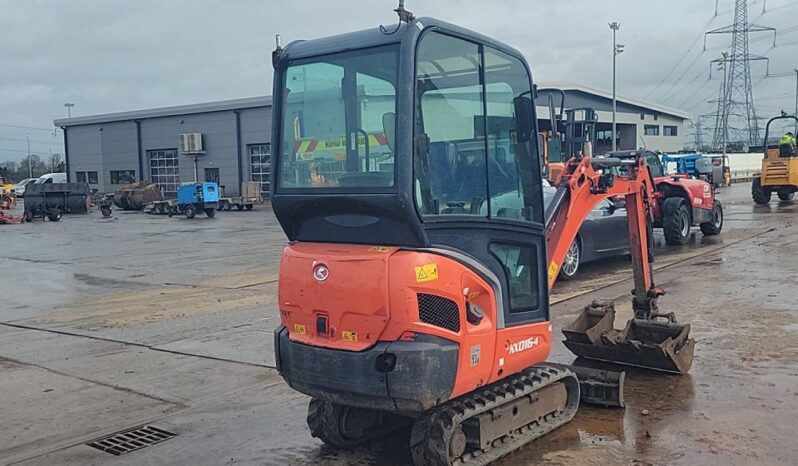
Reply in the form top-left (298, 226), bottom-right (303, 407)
top-left (12, 178), bottom-right (37, 197)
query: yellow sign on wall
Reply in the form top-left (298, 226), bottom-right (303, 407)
top-left (415, 263), bottom-right (439, 283)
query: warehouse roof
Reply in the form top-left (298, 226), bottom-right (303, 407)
top-left (54, 95), bottom-right (272, 127)
top-left (539, 82), bottom-right (692, 120)
top-left (54, 83), bottom-right (690, 128)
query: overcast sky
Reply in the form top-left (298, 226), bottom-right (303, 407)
top-left (2, 0), bottom-right (798, 163)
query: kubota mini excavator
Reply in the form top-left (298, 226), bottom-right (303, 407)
top-left (270, 4), bottom-right (694, 465)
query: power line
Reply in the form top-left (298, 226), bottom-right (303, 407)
top-left (664, 67), bottom-right (709, 103)
top-left (0, 137), bottom-right (64, 146)
top-left (643, 15), bottom-right (718, 101)
top-left (678, 77), bottom-right (715, 109)
top-left (0, 148), bottom-right (38, 155)
top-left (657, 50), bottom-right (708, 104)
top-left (0, 123), bottom-right (59, 132)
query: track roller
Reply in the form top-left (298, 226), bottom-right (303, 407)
top-left (409, 365), bottom-right (579, 466)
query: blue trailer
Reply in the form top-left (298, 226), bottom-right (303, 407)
top-left (171, 182), bottom-right (219, 218)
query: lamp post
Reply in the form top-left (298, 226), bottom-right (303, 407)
top-left (609, 22), bottom-right (624, 151)
top-left (794, 68), bottom-right (798, 136)
top-left (64, 103), bottom-right (75, 118)
top-left (26, 133), bottom-right (32, 178)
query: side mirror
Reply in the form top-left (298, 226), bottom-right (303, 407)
top-left (513, 96), bottom-right (535, 143)
top-left (382, 112), bottom-right (396, 153)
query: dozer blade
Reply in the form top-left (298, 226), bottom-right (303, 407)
top-left (562, 301), bottom-right (695, 374)
top-left (548, 363), bottom-right (626, 408)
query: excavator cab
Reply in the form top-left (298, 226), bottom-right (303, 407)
top-left (270, 8), bottom-right (692, 464)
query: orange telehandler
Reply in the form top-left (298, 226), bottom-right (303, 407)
top-left (270, 4), bottom-right (694, 464)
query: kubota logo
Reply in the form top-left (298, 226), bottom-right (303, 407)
top-left (507, 337), bottom-right (540, 354)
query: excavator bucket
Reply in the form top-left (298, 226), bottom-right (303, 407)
top-left (562, 301), bottom-right (695, 374)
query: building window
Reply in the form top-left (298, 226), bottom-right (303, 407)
top-left (596, 129), bottom-right (618, 146)
top-left (654, 114), bottom-right (658, 121)
top-left (76, 171), bottom-right (87, 183)
top-left (664, 125), bottom-right (678, 136)
top-left (249, 143), bottom-right (271, 196)
top-left (640, 114), bottom-right (645, 120)
top-left (110, 170), bottom-right (136, 184)
top-left (204, 168), bottom-right (219, 184)
top-left (148, 149), bottom-right (179, 195)
top-left (88, 171), bottom-right (98, 184)
top-left (644, 125), bottom-right (660, 136)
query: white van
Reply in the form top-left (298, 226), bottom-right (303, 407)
top-left (34, 173), bottom-right (68, 184)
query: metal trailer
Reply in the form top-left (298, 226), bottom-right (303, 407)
top-left (144, 199), bottom-right (177, 215)
top-left (23, 183), bottom-right (91, 222)
top-left (217, 181), bottom-right (263, 211)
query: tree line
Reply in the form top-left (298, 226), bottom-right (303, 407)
top-left (0, 154), bottom-right (65, 182)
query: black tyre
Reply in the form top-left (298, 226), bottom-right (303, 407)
top-left (205, 208), bottom-right (216, 218)
top-left (700, 201), bottom-right (723, 236)
top-left (24, 209), bottom-right (34, 222)
top-left (48, 209), bottom-right (62, 222)
top-left (245, 204), bottom-right (253, 210)
top-left (778, 190), bottom-right (794, 201)
top-left (558, 239), bottom-right (581, 281)
top-left (184, 205), bottom-right (196, 219)
top-left (752, 178), bottom-right (771, 205)
top-left (235, 204), bottom-right (243, 211)
top-left (101, 205), bottom-right (112, 217)
top-left (306, 398), bottom-right (403, 449)
top-left (662, 199), bottom-right (691, 245)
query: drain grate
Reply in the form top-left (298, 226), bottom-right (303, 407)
top-left (86, 425), bottom-right (177, 456)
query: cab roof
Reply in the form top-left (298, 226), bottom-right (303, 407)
top-left (281, 17), bottom-right (528, 63)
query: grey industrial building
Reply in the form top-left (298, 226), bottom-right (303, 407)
top-left (54, 96), bottom-right (273, 197)
top-left (54, 86), bottom-right (689, 196)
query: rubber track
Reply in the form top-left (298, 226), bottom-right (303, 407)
top-left (409, 365), bottom-right (580, 466)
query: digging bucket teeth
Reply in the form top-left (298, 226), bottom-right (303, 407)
top-left (562, 300), bottom-right (695, 375)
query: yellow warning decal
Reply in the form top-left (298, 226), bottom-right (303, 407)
top-left (415, 263), bottom-right (439, 283)
top-left (293, 324), bottom-right (306, 335)
top-left (547, 262), bottom-right (558, 286)
top-left (369, 246), bottom-right (395, 252)
top-left (342, 331), bottom-right (358, 342)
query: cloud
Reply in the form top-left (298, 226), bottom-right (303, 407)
top-left (1, 0), bottom-right (797, 162)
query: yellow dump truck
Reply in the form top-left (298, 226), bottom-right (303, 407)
top-left (753, 113), bottom-right (798, 204)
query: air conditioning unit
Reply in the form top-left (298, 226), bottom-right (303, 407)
top-left (179, 133), bottom-right (203, 153)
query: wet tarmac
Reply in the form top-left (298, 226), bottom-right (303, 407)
top-left (1, 183), bottom-right (797, 465)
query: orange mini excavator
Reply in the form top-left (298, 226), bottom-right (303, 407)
top-left (270, 4), bottom-right (694, 465)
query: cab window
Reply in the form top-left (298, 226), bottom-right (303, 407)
top-left (414, 32), bottom-right (541, 222)
top-left (279, 46), bottom-right (398, 189)
top-left (415, 33), bottom-right (486, 215)
top-left (645, 152), bottom-right (664, 178)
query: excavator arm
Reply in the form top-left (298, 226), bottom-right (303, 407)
top-left (545, 154), bottom-right (695, 374)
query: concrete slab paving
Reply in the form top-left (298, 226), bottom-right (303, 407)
top-left (2, 184), bottom-right (798, 465)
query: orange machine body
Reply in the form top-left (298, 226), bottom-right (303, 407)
top-left (276, 156), bottom-right (659, 411)
top-left (278, 242), bottom-right (552, 401)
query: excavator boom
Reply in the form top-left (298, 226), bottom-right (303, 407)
top-left (546, 155), bottom-right (694, 374)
